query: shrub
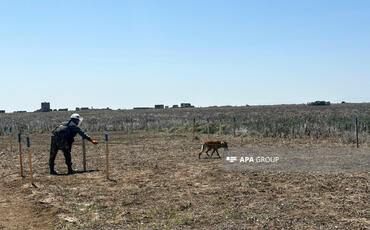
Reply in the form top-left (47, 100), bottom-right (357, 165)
top-left (308, 101), bottom-right (331, 106)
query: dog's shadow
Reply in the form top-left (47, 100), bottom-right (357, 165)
top-left (54, 169), bottom-right (100, 176)
top-left (200, 156), bottom-right (222, 160)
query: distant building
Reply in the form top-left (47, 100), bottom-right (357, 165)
top-left (172, 105), bottom-right (179, 108)
top-left (58, 108), bottom-right (68, 111)
top-left (41, 102), bottom-right (51, 112)
top-left (75, 107), bottom-right (80, 111)
top-left (0, 110), bottom-right (5, 113)
top-left (180, 103), bottom-right (194, 108)
top-left (165, 106), bottom-right (169, 109)
top-left (14, 111), bottom-right (27, 113)
top-left (133, 107), bottom-right (151, 110)
top-left (81, 107), bottom-right (89, 110)
top-left (155, 104), bottom-right (164, 109)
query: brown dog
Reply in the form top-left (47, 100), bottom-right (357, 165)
top-left (199, 140), bottom-right (228, 159)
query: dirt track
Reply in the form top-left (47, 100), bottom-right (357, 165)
top-left (0, 132), bottom-right (369, 229)
top-left (0, 175), bottom-right (58, 229)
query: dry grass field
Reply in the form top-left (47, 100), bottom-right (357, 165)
top-left (0, 104), bottom-right (369, 229)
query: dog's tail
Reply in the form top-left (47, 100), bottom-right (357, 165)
top-left (198, 144), bottom-right (205, 159)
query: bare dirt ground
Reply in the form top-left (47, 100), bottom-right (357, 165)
top-left (0, 132), bottom-right (369, 229)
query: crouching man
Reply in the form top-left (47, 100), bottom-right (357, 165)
top-left (50, 113), bottom-right (98, 175)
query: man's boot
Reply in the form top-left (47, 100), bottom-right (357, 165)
top-left (67, 164), bottom-right (75, 174)
top-left (50, 164), bottom-right (57, 175)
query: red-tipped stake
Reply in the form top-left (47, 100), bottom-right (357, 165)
top-left (26, 137), bottom-right (34, 185)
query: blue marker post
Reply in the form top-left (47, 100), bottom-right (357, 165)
top-left (18, 134), bottom-right (23, 177)
top-left (105, 134), bottom-right (110, 179)
top-left (26, 137), bottom-right (34, 185)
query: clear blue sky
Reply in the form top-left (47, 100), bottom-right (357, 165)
top-left (1, 0), bottom-right (369, 112)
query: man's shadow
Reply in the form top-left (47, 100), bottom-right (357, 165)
top-left (54, 169), bottom-right (100, 176)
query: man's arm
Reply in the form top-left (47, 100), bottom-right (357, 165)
top-left (78, 129), bottom-right (93, 142)
top-left (70, 125), bottom-right (93, 142)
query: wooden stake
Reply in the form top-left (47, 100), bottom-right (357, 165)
top-left (26, 137), bottom-right (34, 185)
top-left (4, 134), bottom-right (8, 151)
top-left (9, 128), bottom-right (13, 152)
top-left (18, 134), bottom-right (23, 177)
top-left (82, 137), bottom-right (86, 171)
top-left (105, 134), bottom-right (109, 179)
top-left (3, 127), bottom-right (8, 151)
top-left (10, 135), bottom-right (13, 152)
top-left (355, 117), bottom-right (359, 148)
top-left (219, 119), bottom-right (222, 136)
top-left (233, 117), bottom-right (236, 137)
top-left (192, 118), bottom-right (196, 138)
top-left (207, 118), bottom-right (210, 137)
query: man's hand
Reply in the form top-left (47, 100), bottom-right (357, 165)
top-left (92, 140), bottom-right (98, 145)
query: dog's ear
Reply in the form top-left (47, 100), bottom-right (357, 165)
top-left (221, 141), bottom-right (225, 145)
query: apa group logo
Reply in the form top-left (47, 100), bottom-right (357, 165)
top-left (226, 156), bottom-right (238, 163)
top-left (225, 156), bottom-right (280, 163)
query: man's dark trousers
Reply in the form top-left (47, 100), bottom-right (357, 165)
top-left (49, 135), bottom-right (73, 173)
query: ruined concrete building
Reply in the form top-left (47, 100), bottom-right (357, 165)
top-left (41, 102), bottom-right (51, 112)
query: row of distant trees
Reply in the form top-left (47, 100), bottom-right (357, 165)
top-left (307, 101), bottom-right (331, 106)
top-left (307, 101), bottom-right (350, 106)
